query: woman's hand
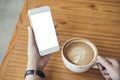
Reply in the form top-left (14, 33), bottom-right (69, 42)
top-left (97, 56), bottom-right (120, 80)
top-left (27, 27), bottom-right (50, 70)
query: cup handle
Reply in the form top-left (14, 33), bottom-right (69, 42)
top-left (92, 62), bottom-right (98, 68)
top-left (92, 58), bottom-right (99, 69)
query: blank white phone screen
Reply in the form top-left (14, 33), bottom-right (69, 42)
top-left (30, 11), bottom-right (58, 52)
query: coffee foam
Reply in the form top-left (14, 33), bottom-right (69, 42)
top-left (65, 42), bottom-right (94, 66)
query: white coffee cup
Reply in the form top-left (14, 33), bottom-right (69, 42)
top-left (62, 38), bottom-right (98, 73)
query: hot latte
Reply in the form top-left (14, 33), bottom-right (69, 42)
top-left (64, 42), bottom-right (94, 66)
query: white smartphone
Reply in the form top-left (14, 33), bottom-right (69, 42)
top-left (28, 6), bottom-right (59, 56)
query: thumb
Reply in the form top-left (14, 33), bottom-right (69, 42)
top-left (28, 26), bottom-right (36, 48)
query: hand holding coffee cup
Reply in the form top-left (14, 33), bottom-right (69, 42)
top-left (62, 38), bottom-right (98, 73)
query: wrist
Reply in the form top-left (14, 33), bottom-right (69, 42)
top-left (25, 70), bottom-right (45, 79)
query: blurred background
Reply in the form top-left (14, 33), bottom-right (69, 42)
top-left (0, 0), bottom-right (25, 66)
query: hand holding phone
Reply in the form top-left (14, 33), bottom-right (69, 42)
top-left (28, 6), bottom-right (59, 56)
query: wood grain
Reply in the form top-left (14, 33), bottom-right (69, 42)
top-left (0, 0), bottom-right (120, 80)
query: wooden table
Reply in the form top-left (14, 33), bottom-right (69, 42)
top-left (0, 0), bottom-right (120, 80)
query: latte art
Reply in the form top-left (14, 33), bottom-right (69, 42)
top-left (71, 47), bottom-right (86, 64)
top-left (65, 42), bottom-right (94, 66)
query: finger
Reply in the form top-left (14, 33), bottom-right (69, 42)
top-left (40, 54), bottom-right (51, 68)
top-left (105, 58), bottom-right (119, 66)
top-left (97, 56), bottom-right (112, 70)
top-left (56, 32), bottom-right (59, 36)
top-left (99, 66), bottom-right (112, 80)
top-left (100, 70), bottom-right (111, 80)
top-left (98, 65), bottom-right (109, 75)
top-left (28, 27), bottom-right (38, 48)
top-left (43, 54), bottom-right (51, 61)
top-left (28, 26), bottom-right (34, 47)
top-left (55, 24), bottom-right (57, 28)
top-left (97, 63), bottom-right (103, 71)
top-left (104, 75), bottom-right (111, 80)
top-left (102, 70), bottom-right (109, 75)
top-left (42, 54), bottom-right (51, 64)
